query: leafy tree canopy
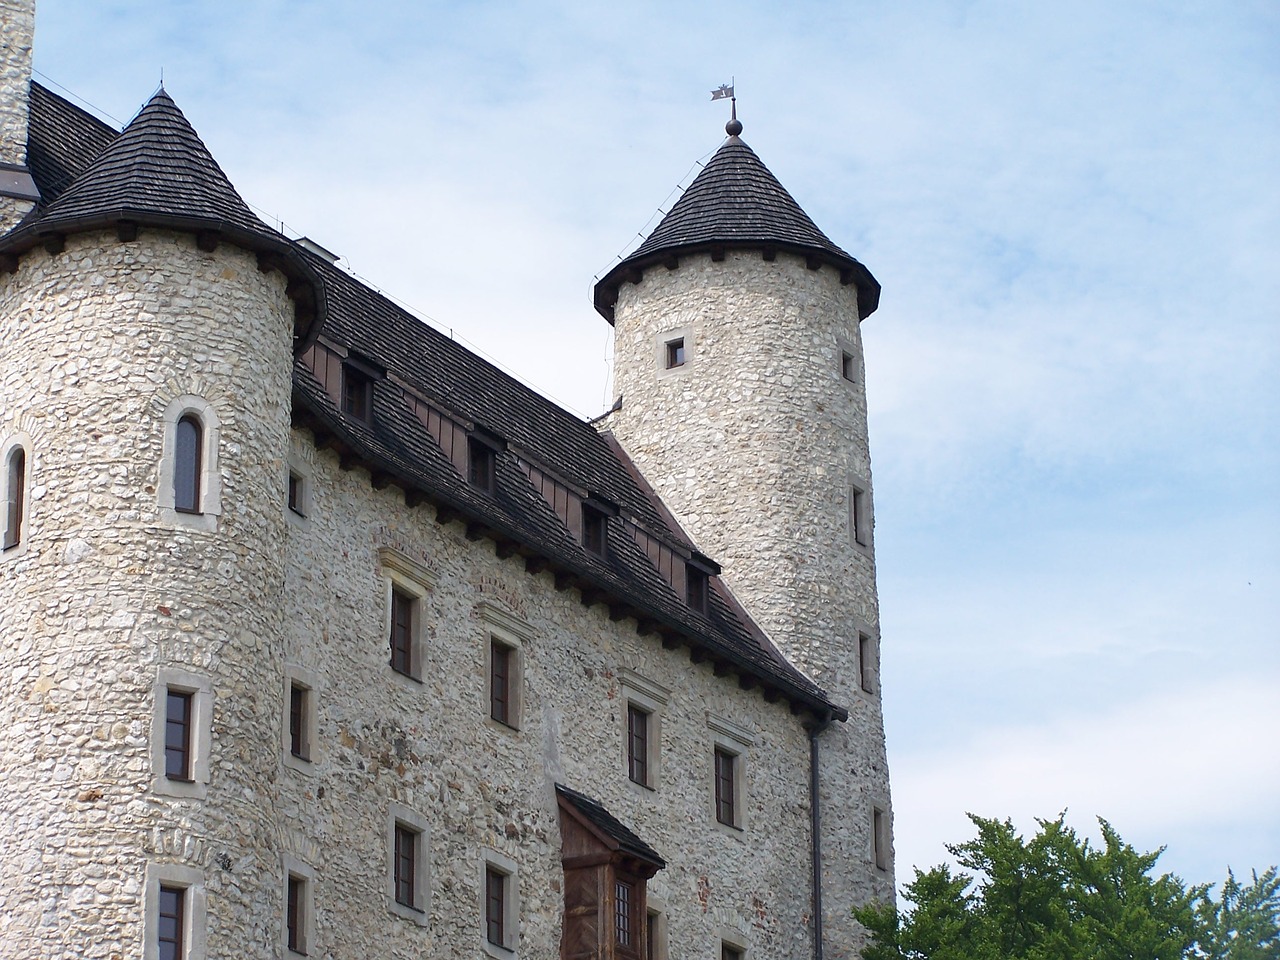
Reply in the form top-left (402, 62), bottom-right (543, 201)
top-left (854, 813), bottom-right (1279, 960)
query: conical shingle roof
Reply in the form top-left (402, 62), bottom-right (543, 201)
top-left (29, 88), bottom-right (273, 238)
top-left (594, 134), bottom-right (879, 321)
top-left (1, 88), bottom-right (325, 352)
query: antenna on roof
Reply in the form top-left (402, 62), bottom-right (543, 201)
top-left (711, 78), bottom-right (741, 137)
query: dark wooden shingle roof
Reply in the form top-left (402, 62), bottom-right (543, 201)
top-left (12, 84), bottom-right (844, 722)
top-left (594, 135), bottom-right (879, 321)
top-left (556, 784), bottom-right (665, 868)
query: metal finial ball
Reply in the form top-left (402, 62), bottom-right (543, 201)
top-left (726, 117), bottom-right (743, 137)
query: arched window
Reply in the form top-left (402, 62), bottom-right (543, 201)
top-left (3, 445), bottom-right (24, 550)
top-left (174, 415), bottom-right (203, 514)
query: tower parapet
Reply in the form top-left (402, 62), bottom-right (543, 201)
top-left (598, 121), bottom-right (894, 955)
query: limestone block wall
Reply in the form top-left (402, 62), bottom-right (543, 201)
top-left (276, 435), bottom-right (820, 958)
top-left (0, 0), bottom-right (33, 164)
top-left (0, 230), bottom-right (295, 957)
top-left (606, 250), bottom-right (896, 953)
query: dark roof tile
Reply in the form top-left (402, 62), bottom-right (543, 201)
top-left (556, 785), bottom-right (665, 868)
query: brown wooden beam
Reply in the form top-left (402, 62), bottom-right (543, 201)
top-left (404, 489), bottom-right (425, 508)
top-left (663, 254), bottom-right (679, 270)
top-left (579, 587), bottom-right (603, 609)
top-left (116, 221), bottom-right (138, 242)
top-left (42, 234), bottom-right (65, 255)
top-left (464, 521), bottom-right (486, 542)
top-left (636, 619), bottom-right (657, 637)
top-left (738, 674), bottom-right (759, 691)
top-left (494, 540), bottom-right (518, 560)
top-left (660, 632), bottom-right (680, 650)
top-left (0, 253), bottom-right (17, 274)
top-left (435, 505), bottom-right (459, 526)
top-left (554, 571), bottom-right (575, 592)
top-left (525, 556), bottom-right (549, 575)
top-left (608, 604), bottom-right (628, 623)
top-left (195, 231), bottom-right (219, 253)
top-left (762, 687), bottom-right (781, 704)
top-left (712, 660), bottom-right (731, 678)
top-left (257, 251), bottom-right (283, 274)
top-left (370, 471), bottom-right (394, 490)
top-left (338, 452), bottom-right (360, 472)
top-left (805, 254), bottom-right (822, 271)
top-left (761, 246), bottom-right (777, 262)
top-left (688, 647), bottom-right (708, 665)
top-left (710, 245), bottom-right (725, 262)
top-left (840, 267), bottom-right (855, 286)
top-left (624, 267), bottom-right (642, 285)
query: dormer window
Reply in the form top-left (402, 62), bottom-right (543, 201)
top-left (582, 504), bottom-right (607, 555)
top-left (342, 365), bottom-right (373, 422)
top-left (468, 437), bottom-right (496, 494)
top-left (686, 564), bottom-right (710, 614)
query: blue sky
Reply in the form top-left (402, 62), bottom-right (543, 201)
top-left (30, 0), bottom-right (1278, 896)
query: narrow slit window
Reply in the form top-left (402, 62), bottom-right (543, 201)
top-left (627, 704), bottom-right (650, 787)
top-left (873, 807), bottom-right (889, 871)
top-left (841, 350), bottom-right (856, 382)
top-left (287, 471), bottom-right (306, 516)
top-left (859, 633), bottom-right (874, 694)
top-left (286, 874), bottom-right (306, 954)
top-left (394, 823), bottom-right (418, 908)
top-left (158, 885), bottom-right (186, 960)
top-left (851, 485), bottom-right (869, 548)
top-left (389, 588), bottom-right (416, 677)
top-left (664, 337), bottom-right (685, 369)
top-left (490, 640), bottom-right (513, 726)
top-left (165, 689), bottom-right (194, 781)
top-left (3, 446), bottom-right (24, 550)
top-left (485, 866), bottom-right (506, 946)
top-left (714, 747), bottom-right (737, 827)
top-left (289, 683), bottom-right (310, 760)
top-left (173, 415), bottom-right (203, 514)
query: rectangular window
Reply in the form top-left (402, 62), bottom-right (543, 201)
top-left (158, 884), bottom-right (186, 960)
top-left (841, 350), bottom-right (855, 382)
top-left (342, 366), bottom-right (372, 422)
top-left (665, 338), bottom-right (685, 369)
top-left (582, 504), bottom-right (607, 556)
top-left (468, 438), bottom-right (496, 494)
top-left (722, 945), bottom-right (744, 960)
top-left (490, 640), bottom-right (512, 726)
top-left (714, 747), bottom-right (737, 827)
top-left (686, 566), bottom-right (709, 614)
top-left (627, 704), bottom-right (650, 787)
top-left (289, 683), bottom-right (309, 760)
top-left (287, 472), bottom-right (305, 516)
top-left (850, 484), bottom-right (870, 548)
top-left (859, 633), bottom-right (874, 694)
top-left (4, 446), bottom-right (24, 550)
top-left (485, 866), bottom-right (506, 947)
top-left (389, 588), bottom-right (416, 677)
top-left (286, 874), bottom-right (305, 954)
top-left (394, 824), bottom-right (418, 908)
top-left (647, 911), bottom-right (659, 960)
top-left (165, 690), bottom-right (193, 781)
top-left (873, 807), bottom-right (889, 871)
top-left (615, 879), bottom-right (634, 946)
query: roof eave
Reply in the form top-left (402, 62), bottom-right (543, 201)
top-left (0, 208), bottom-right (326, 356)
top-left (593, 239), bottom-right (880, 324)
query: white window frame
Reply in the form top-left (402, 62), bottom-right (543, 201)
top-left (707, 713), bottom-right (756, 835)
top-left (379, 547), bottom-right (437, 684)
top-left (620, 669), bottom-right (669, 791)
top-left (478, 602), bottom-right (531, 733)
top-left (282, 665), bottom-right (320, 774)
top-left (1, 431), bottom-right (32, 559)
top-left (282, 855), bottom-right (316, 957)
top-left (151, 668), bottom-right (213, 800)
top-left (143, 862), bottom-right (207, 960)
top-left (157, 395), bottom-right (221, 532)
top-left (387, 804), bottom-right (432, 925)
top-left (481, 849), bottom-right (520, 959)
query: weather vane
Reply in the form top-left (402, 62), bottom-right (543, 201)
top-left (710, 79), bottom-right (742, 137)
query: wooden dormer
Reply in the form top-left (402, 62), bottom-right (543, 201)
top-left (557, 785), bottom-right (665, 960)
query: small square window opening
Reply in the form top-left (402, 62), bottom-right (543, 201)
top-left (665, 338), bottom-right (685, 369)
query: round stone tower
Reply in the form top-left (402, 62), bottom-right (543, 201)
top-left (0, 89), bottom-right (321, 956)
top-left (596, 116), bottom-right (894, 955)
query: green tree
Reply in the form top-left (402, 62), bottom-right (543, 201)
top-left (1194, 867), bottom-right (1280, 960)
top-left (854, 813), bottom-right (1201, 960)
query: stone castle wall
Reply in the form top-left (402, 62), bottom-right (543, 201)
top-left (0, 230), bottom-right (296, 957)
top-left (0, 0), bottom-right (36, 234)
top-left (606, 250), bottom-right (896, 955)
top-left (0, 230), bottom-right (828, 957)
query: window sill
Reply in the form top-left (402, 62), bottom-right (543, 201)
top-left (152, 776), bottom-right (207, 800)
top-left (388, 900), bottom-right (429, 927)
top-left (482, 939), bottom-right (517, 960)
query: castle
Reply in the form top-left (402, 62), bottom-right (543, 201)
top-left (0, 1), bottom-right (894, 957)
